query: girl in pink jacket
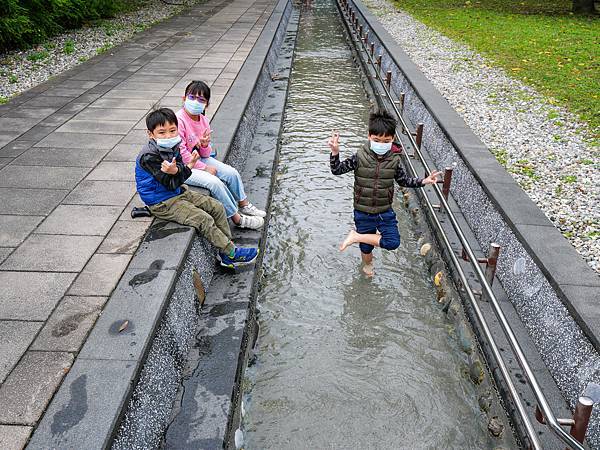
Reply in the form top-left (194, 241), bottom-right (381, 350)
top-left (176, 80), bottom-right (265, 229)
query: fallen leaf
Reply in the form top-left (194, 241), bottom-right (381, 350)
top-left (434, 271), bottom-right (444, 287)
top-left (193, 269), bottom-right (206, 307)
top-left (119, 320), bottom-right (129, 332)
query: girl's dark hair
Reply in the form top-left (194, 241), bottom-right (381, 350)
top-left (368, 110), bottom-right (397, 137)
top-left (146, 108), bottom-right (178, 131)
top-left (184, 80), bottom-right (211, 103)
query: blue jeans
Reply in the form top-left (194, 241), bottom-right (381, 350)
top-left (185, 157), bottom-right (247, 218)
top-left (353, 208), bottom-right (400, 254)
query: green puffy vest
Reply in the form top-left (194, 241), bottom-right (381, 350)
top-left (354, 143), bottom-right (401, 214)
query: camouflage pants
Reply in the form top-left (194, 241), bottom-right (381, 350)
top-left (149, 188), bottom-right (234, 254)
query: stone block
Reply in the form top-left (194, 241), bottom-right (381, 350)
top-left (0, 215), bottom-right (44, 247)
top-left (31, 296), bottom-right (107, 352)
top-left (0, 321), bottom-right (42, 384)
top-left (1, 234), bottom-right (102, 272)
top-left (0, 165), bottom-right (89, 190)
top-left (35, 132), bottom-right (122, 149)
top-left (104, 144), bottom-right (140, 162)
top-left (89, 98), bottom-right (157, 110)
top-left (0, 271), bottom-right (76, 321)
top-left (0, 188), bottom-right (67, 215)
top-left (26, 359), bottom-right (137, 450)
top-left (64, 180), bottom-right (136, 206)
top-left (37, 205), bottom-right (122, 236)
top-left (78, 268), bottom-right (177, 361)
top-left (0, 425), bottom-right (32, 450)
top-left (56, 120), bottom-right (136, 135)
top-left (98, 220), bottom-right (150, 254)
top-left (0, 140), bottom-right (34, 158)
top-left (13, 147), bottom-right (109, 168)
top-left (0, 351), bottom-right (73, 425)
top-left (86, 162), bottom-right (135, 181)
top-left (74, 108), bottom-right (148, 122)
top-left (68, 253), bottom-right (132, 296)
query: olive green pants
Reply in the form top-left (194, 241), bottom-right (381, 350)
top-left (149, 188), bottom-right (235, 255)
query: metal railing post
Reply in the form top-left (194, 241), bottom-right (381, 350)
top-left (569, 396), bottom-right (594, 447)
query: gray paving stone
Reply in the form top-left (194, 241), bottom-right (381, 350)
top-left (31, 296), bottom-right (107, 352)
top-left (0, 140), bottom-right (34, 158)
top-left (1, 234), bottom-right (102, 272)
top-left (0, 165), bottom-right (89, 190)
top-left (2, 107), bottom-right (56, 120)
top-left (78, 268), bottom-right (177, 361)
top-left (74, 108), bottom-right (148, 122)
top-left (86, 162), bottom-right (135, 181)
top-left (98, 220), bottom-right (150, 254)
top-left (0, 215), bottom-right (44, 247)
top-left (64, 180), bottom-right (135, 206)
top-left (12, 147), bottom-right (109, 167)
top-left (0, 271), bottom-right (76, 321)
top-left (68, 253), bottom-right (131, 296)
top-left (104, 143), bottom-right (140, 161)
top-left (35, 132), bottom-right (122, 149)
top-left (0, 321), bottom-right (42, 384)
top-left (120, 129), bottom-right (149, 144)
top-left (39, 113), bottom-right (76, 127)
top-left (89, 98), bottom-right (157, 109)
top-left (0, 188), bottom-right (67, 215)
top-left (56, 119), bottom-right (136, 135)
top-left (0, 351), bottom-right (73, 425)
top-left (102, 90), bottom-right (165, 100)
top-left (0, 425), bottom-right (32, 450)
top-left (37, 205), bottom-right (122, 236)
top-left (26, 359), bottom-right (137, 450)
top-left (0, 248), bottom-right (13, 264)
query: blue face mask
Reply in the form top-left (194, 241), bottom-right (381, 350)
top-left (155, 135), bottom-right (181, 149)
top-left (184, 98), bottom-right (205, 115)
top-left (370, 140), bottom-right (392, 155)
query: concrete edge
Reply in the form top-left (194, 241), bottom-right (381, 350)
top-left (347, 0), bottom-right (600, 352)
top-left (25, 1), bottom-right (291, 448)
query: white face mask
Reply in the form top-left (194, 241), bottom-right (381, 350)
top-left (370, 140), bottom-right (392, 155)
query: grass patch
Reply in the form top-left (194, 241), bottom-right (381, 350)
top-left (0, 97), bottom-right (8, 105)
top-left (26, 49), bottom-right (49, 62)
top-left (63, 39), bottom-right (75, 54)
top-left (560, 174), bottom-right (578, 183)
top-left (8, 74), bottom-right (17, 83)
top-left (96, 42), bottom-right (113, 54)
top-left (392, 0), bottom-right (600, 135)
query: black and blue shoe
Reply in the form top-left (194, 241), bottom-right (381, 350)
top-left (218, 247), bottom-right (259, 268)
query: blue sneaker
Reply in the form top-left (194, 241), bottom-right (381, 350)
top-left (218, 247), bottom-right (259, 268)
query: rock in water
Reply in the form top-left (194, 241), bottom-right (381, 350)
top-left (420, 242), bottom-right (432, 256)
top-left (487, 416), bottom-right (504, 437)
top-left (234, 428), bottom-right (244, 449)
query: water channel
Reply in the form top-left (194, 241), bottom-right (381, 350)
top-left (240, 1), bottom-right (514, 448)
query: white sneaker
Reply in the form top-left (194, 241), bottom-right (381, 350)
top-left (239, 202), bottom-right (266, 218)
top-left (236, 214), bottom-right (264, 230)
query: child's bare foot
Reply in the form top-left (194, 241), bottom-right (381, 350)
top-left (362, 262), bottom-right (374, 277)
top-left (340, 230), bottom-right (359, 251)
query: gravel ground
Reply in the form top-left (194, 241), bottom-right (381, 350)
top-left (0, 0), bottom-right (203, 100)
top-left (364, 0), bottom-right (599, 273)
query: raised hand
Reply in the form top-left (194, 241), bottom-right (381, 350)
top-left (422, 170), bottom-right (443, 185)
top-left (161, 157), bottom-right (179, 175)
top-left (189, 149), bottom-right (200, 166)
top-left (328, 130), bottom-right (340, 155)
top-left (198, 128), bottom-right (212, 148)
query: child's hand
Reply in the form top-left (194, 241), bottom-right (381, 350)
top-left (198, 128), bottom-right (212, 148)
top-left (328, 130), bottom-right (340, 155)
top-left (422, 170), bottom-right (443, 185)
top-left (204, 165), bottom-right (218, 176)
top-left (161, 157), bottom-right (179, 175)
top-left (189, 150), bottom-right (200, 166)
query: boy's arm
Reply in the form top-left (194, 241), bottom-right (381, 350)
top-left (394, 165), bottom-right (424, 188)
top-left (139, 153), bottom-right (192, 191)
top-left (330, 152), bottom-right (358, 175)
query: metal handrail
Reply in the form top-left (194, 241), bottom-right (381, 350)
top-left (338, 2), bottom-right (586, 449)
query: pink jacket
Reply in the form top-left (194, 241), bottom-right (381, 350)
top-left (176, 108), bottom-right (214, 170)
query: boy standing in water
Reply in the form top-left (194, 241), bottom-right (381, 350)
top-left (329, 110), bottom-right (441, 276)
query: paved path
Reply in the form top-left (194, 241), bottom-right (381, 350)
top-left (0, 0), bottom-right (276, 447)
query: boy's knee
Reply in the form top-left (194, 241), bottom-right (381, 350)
top-left (380, 234), bottom-right (400, 250)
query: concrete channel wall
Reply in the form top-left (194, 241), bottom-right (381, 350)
top-left (26, 0), bottom-right (293, 448)
top-left (340, 0), bottom-right (600, 448)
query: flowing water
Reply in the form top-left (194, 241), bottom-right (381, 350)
top-left (242, 1), bottom-right (511, 448)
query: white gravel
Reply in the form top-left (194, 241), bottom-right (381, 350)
top-left (364, 0), bottom-right (599, 273)
top-left (0, 0), bottom-right (202, 100)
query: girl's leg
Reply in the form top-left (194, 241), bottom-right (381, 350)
top-left (201, 157), bottom-right (246, 202)
top-left (186, 168), bottom-right (238, 218)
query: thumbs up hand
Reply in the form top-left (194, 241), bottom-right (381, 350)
top-left (161, 156), bottom-right (179, 174)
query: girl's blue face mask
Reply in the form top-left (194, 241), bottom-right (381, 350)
top-left (184, 98), bottom-right (206, 115)
top-left (156, 135), bottom-right (181, 149)
top-left (370, 140), bottom-right (392, 155)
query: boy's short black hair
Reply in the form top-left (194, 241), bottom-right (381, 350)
top-left (146, 108), bottom-right (178, 132)
top-left (368, 110), bottom-right (397, 137)
top-left (184, 80), bottom-right (211, 103)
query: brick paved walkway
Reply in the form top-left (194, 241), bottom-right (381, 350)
top-left (0, 0), bottom-right (276, 447)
